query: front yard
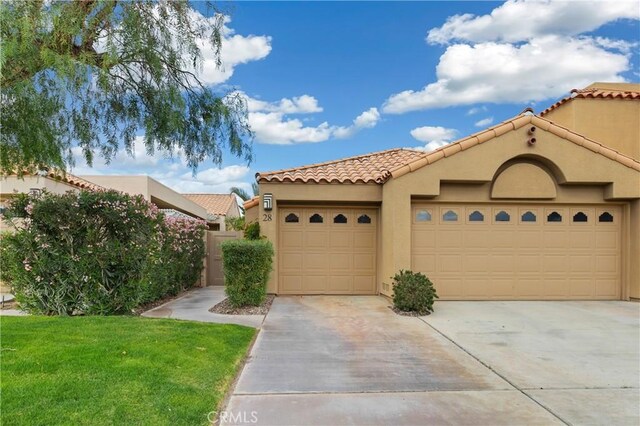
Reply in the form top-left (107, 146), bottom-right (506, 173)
top-left (0, 316), bottom-right (255, 425)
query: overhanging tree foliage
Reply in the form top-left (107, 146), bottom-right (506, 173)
top-left (0, 0), bottom-right (252, 174)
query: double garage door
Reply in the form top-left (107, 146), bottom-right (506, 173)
top-left (278, 207), bottom-right (377, 294)
top-left (412, 204), bottom-right (621, 300)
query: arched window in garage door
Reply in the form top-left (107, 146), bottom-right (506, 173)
top-left (333, 214), bottom-right (348, 224)
top-left (573, 212), bottom-right (588, 222)
top-left (547, 211), bottom-right (563, 222)
top-left (598, 212), bottom-right (614, 223)
top-left (285, 213), bottom-right (299, 223)
top-left (309, 213), bottom-right (324, 223)
top-left (357, 214), bottom-right (372, 224)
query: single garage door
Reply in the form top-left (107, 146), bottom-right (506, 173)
top-left (279, 207), bottom-right (377, 294)
top-left (411, 204), bottom-right (621, 300)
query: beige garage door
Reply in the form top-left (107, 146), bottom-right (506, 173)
top-left (411, 204), bottom-right (621, 300)
top-left (279, 207), bottom-right (377, 294)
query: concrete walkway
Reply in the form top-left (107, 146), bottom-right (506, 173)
top-left (224, 297), bottom-right (639, 425)
top-left (142, 287), bottom-right (265, 328)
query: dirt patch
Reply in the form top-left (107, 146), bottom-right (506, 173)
top-left (389, 306), bottom-right (431, 317)
top-left (210, 295), bottom-right (274, 316)
top-left (1, 300), bottom-right (18, 310)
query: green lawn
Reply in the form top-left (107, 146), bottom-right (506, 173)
top-left (0, 316), bottom-right (256, 426)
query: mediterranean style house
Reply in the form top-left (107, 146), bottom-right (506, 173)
top-left (246, 82), bottom-right (640, 301)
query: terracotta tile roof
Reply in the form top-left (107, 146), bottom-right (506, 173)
top-left (2, 170), bottom-right (106, 192)
top-left (257, 148), bottom-right (426, 184)
top-left (390, 113), bottom-right (640, 179)
top-left (182, 193), bottom-right (237, 216)
top-left (244, 196), bottom-right (259, 209)
top-left (540, 86), bottom-right (640, 116)
top-left (48, 171), bottom-right (106, 191)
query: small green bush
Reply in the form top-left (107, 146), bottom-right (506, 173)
top-left (1, 190), bottom-right (206, 315)
top-left (243, 221), bottom-right (261, 240)
top-left (221, 239), bottom-right (273, 307)
top-left (391, 270), bottom-right (438, 314)
top-left (225, 216), bottom-right (245, 231)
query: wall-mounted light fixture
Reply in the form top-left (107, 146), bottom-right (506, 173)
top-left (263, 193), bottom-right (273, 211)
top-left (28, 188), bottom-right (42, 196)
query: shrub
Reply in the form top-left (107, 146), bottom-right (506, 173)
top-left (1, 190), bottom-right (206, 315)
top-left (225, 216), bottom-right (245, 231)
top-left (221, 239), bottom-right (273, 307)
top-left (391, 270), bottom-right (438, 314)
top-left (243, 221), bottom-right (261, 240)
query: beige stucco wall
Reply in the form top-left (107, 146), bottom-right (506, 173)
top-left (630, 199), bottom-right (640, 299)
top-left (1, 175), bottom-right (81, 197)
top-left (543, 84), bottom-right (640, 161)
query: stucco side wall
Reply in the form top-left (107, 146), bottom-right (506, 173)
top-left (545, 98), bottom-right (640, 161)
top-left (245, 204), bottom-right (258, 223)
top-left (258, 182), bottom-right (382, 293)
top-left (1, 175), bottom-right (80, 196)
top-left (630, 199), bottom-right (640, 299)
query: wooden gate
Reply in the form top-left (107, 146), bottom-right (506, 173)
top-left (206, 231), bottom-right (242, 286)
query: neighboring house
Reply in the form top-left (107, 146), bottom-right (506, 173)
top-left (182, 194), bottom-right (241, 231)
top-left (1, 171), bottom-right (106, 230)
top-left (246, 82), bottom-right (640, 301)
top-left (1, 173), bottom-right (212, 226)
top-left (80, 175), bottom-right (210, 224)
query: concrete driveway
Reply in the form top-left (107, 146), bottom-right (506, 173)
top-left (224, 297), bottom-right (639, 425)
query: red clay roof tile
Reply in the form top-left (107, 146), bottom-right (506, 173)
top-left (182, 193), bottom-right (237, 216)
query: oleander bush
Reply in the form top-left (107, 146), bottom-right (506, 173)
top-left (0, 190), bottom-right (206, 315)
top-left (221, 239), bottom-right (274, 307)
top-left (391, 270), bottom-right (439, 314)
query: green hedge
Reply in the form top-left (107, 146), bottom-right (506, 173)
top-left (1, 190), bottom-right (206, 315)
top-left (221, 239), bottom-right (274, 307)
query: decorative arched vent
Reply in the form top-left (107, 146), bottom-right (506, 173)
top-left (599, 212), bottom-right (614, 223)
top-left (573, 212), bottom-right (588, 222)
top-left (495, 211), bottom-right (510, 222)
top-left (285, 213), bottom-right (299, 223)
top-left (357, 214), bottom-right (371, 224)
top-left (416, 210), bottom-right (431, 222)
top-left (333, 214), bottom-right (348, 224)
top-left (469, 211), bottom-right (484, 222)
top-left (309, 213), bottom-right (323, 223)
top-left (547, 211), bottom-right (562, 222)
top-left (443, 210), bottom-right (458, 221)
top-left (521, 211), bottom-right (536, 222)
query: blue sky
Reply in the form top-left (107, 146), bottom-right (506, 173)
top-left (72, 0), bottom-right (640, 194)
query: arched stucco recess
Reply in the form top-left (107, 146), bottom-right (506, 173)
top-left (387, 118), bottom-right (639, 200)
top-left (491, 159), bottom-right (557, 199)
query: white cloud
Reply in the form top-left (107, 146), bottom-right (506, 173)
top-left (410, 126), bottom-right (457, 143)
top-left (409, 126), bottom-right (458, 152)
top-left (195, 15), bottom-right (272, 85)
top-left (383, 1), bottom-right (638, 114)
top-left (466, 106), bottom-right (487, 115)
top-left (70, 138), bottom-right (253, 194)
top-left (334, 108), bottom-right (381, 139)
top-left (246, 94), bottom-right (323, 114)
top-left (383, 35), bottom-right (631, 113)
top-left (475, 117), bottom-right (494, 127)
top-left (239, 93), bottom-right (380, 144)
top-left (426, 0), bottom-right (639, 45)
top-left (247, 112), bottom-right (334, 144)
